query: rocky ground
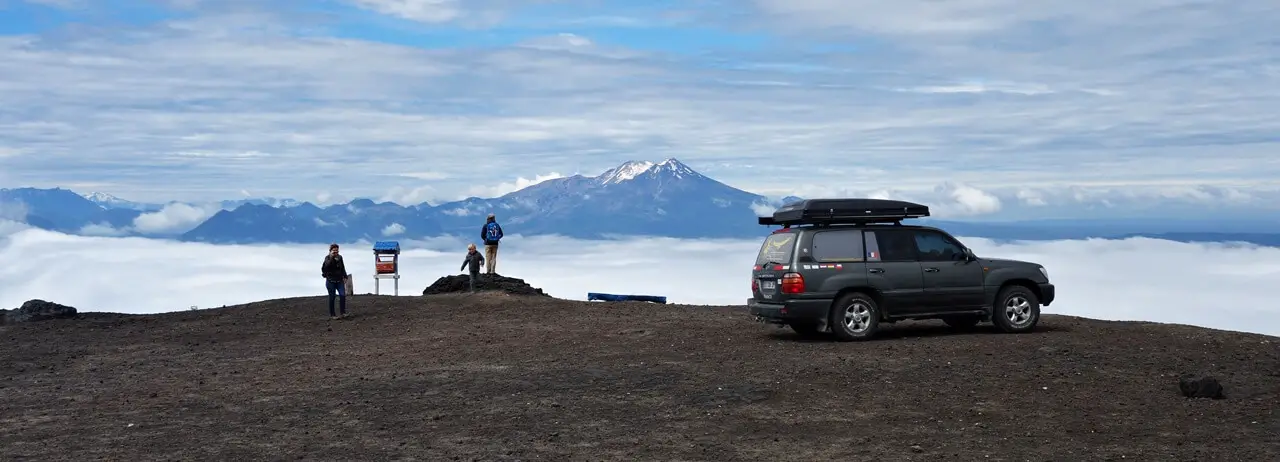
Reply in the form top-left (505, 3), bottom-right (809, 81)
top-left (1, 290), bottom-right (1278, 461)
top-left (422, 273), bottom-right (550, 296)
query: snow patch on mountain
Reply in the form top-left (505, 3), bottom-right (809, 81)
top-left (599, 161), bottom-right (655, 184)
top-left (596, 158), bottom-right (704, 186)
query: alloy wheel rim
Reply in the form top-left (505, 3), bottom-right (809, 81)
top-left (1005, 296), bottom-right (1033, 325)
top-left (844, 302), bottom-right (872, 332)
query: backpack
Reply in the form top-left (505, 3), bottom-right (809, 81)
top-left (485, 222), bottom-right (501, 241)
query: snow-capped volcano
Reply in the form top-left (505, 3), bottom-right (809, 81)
top-left (182, 157), bottom-right (770, 242)
top-left (596, 158), bottom-right (703, 185)
top-left (81, 191), bottom-right (158, 211)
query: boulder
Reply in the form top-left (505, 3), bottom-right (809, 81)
top-left (1178, 374), bottom-right (1225, 399)
top-left (3, 299), bottom-right (79, 325)
top-left (422, 273), bottom-right (549, 297)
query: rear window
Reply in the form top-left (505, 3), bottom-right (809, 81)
top-left (810, 229), bottom-right (865, 262)
top-left (756, 232), bottom-right (797, 265)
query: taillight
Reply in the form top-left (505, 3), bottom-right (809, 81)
top-left (751, 279), bottom-right (758, 292)
top-left (780, 272), bottom-right (805, 293)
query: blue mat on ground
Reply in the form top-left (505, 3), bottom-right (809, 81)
top-left (587, 292), bottom-right (667, 304)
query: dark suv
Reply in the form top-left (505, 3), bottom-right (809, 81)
top-left (747, 198), bottom-right (1055, 341)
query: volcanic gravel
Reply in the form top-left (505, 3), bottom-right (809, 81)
top-left (1, 293), bottom-right (1278, 461)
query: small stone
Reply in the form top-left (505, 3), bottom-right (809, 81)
top-left (1178, 374), bottom-right (1226, 399)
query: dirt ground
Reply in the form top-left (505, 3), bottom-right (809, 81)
top-left (2, 292), bottom-right (1278, 461)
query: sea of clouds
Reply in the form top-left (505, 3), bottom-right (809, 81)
top-left (2, 221), bottom-right (1278, 337)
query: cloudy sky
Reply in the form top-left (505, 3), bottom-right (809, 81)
top-left (3, 223), bottom-right (1279, 336)
top-left (1, 0), bottom-right (1277, 217)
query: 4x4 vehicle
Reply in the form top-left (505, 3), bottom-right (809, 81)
top-left (747, 198), bottom-right (1055, 341)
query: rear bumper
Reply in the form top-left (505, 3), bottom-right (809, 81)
top-left (1039, 283), bottom-right (1055, 306)
top-left (747, 297), bottom-right (832, 324)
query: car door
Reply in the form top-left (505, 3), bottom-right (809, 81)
top-left (798, 228), bottom-right (869, 298)
top-left (863, 228), bottom-right (927, 315)
top-left (912, 229), bottom-right (985, 310)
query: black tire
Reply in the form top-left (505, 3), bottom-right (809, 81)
top-left (829, 292), bottom-right (881, 341)
top-left (991, 285), bottom-right (1040, 333)
top-left (789, 322), bottom-right (825, 338)
top-left (942, 315), bottom-right (981, 329)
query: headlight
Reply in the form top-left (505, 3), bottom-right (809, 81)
top-left (1038, 266), bottom-right (1049, 280)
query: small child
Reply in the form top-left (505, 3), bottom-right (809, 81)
top-left (460, 243), bottom-right (485, 293)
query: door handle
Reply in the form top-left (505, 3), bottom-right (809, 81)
top-left (924, 267), bottom-right (939, 272)
top-left (868, 268), bottom-right (884, 273)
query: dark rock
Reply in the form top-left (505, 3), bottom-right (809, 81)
top-left (422, 274), bottom-right (550, 297)
top-left (3, 299), bottom-right (79, 325)
top-left (1178, 374), bottom-right (1225, 399)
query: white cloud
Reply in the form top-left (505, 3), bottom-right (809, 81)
top-left (0, 219), bottom-right (31, 237)
top-left (395, 171), bottom-right (450, 181)
top-left (78, 223), bottom-right (128, 236)
top-left (378, 185), bottom-right (440, 206)
top-left (347, 0), bottom-right (462, 23)
top-left (2, 227), bottom-right (1280, 337)
top-left (937, 183), bottom-right (1002, 216)
top-left (1017, 189), bottom-right (1047, 206)
top-left (131, 202), bottom-right (219, 234)
top-left (382, 222), bottom-right (405, 236)
top-left (0, 0), bottom-right (1277, 220)
top-left (750, 201), bottom-right (777, 217)
top-left (468, 173), bottom-right (565, 199)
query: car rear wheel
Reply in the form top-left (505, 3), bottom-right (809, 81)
top-left (992, 285), bottom-right (1040, 333)
top-left (829, 292), bottom-right (880, 341)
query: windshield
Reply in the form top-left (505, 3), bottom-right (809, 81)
top-left (755, 231), bottom-right (797, 265)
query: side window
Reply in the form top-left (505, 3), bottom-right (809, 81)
top-left (913, 230), bottom-right (965, 261)
top-left (868, 229), bottom-right (917, 262)
top-left (864, 231), bottom-right (880, 261)
top-left (810, 229), bottom-right (865, 262)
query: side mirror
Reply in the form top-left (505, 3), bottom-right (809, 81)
top-left (962, 248), bottom-right (977, 261)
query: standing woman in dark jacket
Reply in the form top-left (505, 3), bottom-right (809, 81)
top-left (321, 243), bottom-right (349, 320)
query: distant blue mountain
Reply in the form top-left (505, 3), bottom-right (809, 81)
top-left (0, 187), bottom-right (143, 232)
top-left (181, 158), bottom-right (780, 243)
top-left (185, 199), bottom-right (441, 244)
top-left (3, 159), bottom-right (1280, 247)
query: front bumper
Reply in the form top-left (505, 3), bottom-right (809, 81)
top-left (747, 297), bottom-right (832, 323)
top-left (1039, 283), bottom-right (1055, 306)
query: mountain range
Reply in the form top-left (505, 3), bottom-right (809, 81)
top-left (2, 158), bottom-right (1279, 247)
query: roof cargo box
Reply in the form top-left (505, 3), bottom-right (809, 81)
top-left (758, 198), bottom-right (929, 226)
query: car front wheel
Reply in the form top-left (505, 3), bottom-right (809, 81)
top-left (829, 292), bottom-right (881, 341)
top-left (992, 285), bottom-right (1040, 333)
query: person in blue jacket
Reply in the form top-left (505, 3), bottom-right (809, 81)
top-left (480, 213), bottom-right (503, 275)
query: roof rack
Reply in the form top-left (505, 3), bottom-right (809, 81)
top-left (757, 198), bottom-right (930, 227)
